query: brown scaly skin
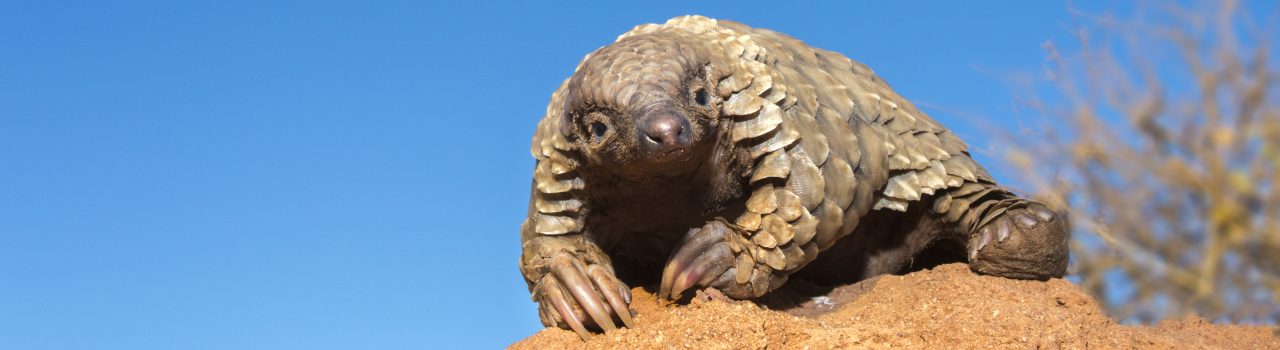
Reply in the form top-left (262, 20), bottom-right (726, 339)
top-left (519, 16), bottom-right (1069, 340)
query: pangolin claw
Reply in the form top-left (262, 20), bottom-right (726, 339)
top-left (532, 252), bottom-right (634, 340)
top-left (659, 221), bottom-right (748, 300)
top-left (538, 275), bottom-right (592, 340)
top-left (587, 264), bottom-right (635, 328)
top-left (550, 255), bottom-right (616, 333)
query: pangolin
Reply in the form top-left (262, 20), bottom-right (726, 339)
top-left (519, 16), bottom-right (1068, 339)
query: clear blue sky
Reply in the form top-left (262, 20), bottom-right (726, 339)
top-left (0, 1), bottom-right (1148, 349)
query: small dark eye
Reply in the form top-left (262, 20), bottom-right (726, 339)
top-left (590, 121), bottom-right (608, 139)
top-left (694, 88), bottom-right (708, 106)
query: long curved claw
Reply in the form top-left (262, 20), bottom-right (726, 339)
top-left (660, 221), bottom-right (741, 300)
top-left (669, 242), bottom-right (734, 299)
top-left (551, 255), bottom-right (617, 332)
top-left (531, 251), bottom-right (634, 340)
top-left (660, 228), bottom-right (718, 299)
top-left (587, 265), bottom-right (634, 328)
top-left (541, 276), bottom-right (592, 340)
top-left (661, 226), bottom-right (729, 290)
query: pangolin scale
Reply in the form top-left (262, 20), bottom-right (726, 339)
top-left (519, 16), bottom-right (1068, 339)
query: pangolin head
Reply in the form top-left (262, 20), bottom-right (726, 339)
top-left (559, 33), bottom-right (727, 177)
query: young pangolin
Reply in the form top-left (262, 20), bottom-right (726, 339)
top-left (519, 16), bottom-right (1068, 339)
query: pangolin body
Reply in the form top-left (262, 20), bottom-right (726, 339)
top-left (520, 16), bottom-right (1069, 339)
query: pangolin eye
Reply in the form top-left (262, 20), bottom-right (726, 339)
top-left (694, 88), bottom-right (708, 106)
top-left (590, 121), bottom-right (608, 140)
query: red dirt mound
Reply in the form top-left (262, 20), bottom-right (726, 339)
top-left (511, 264), bottom-right (1278, 349)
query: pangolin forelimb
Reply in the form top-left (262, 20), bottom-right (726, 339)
top-left (658, 219), bottom-right (791, 300)
top-left (521, 236), bottom-right (634, 340)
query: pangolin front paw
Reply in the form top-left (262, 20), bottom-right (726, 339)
top-left (531, 253), bottom-right (634, 340)
top-left (659, 220), bottom-right (770, 300)
top-left (968, 202), bottom-right (1069, 280)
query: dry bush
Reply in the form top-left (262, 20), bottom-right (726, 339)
top-left (1004, 1), bottom-right (1280, 323)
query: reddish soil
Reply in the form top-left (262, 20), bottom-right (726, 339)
top-left (511, 264), bottom-right (1278, 349)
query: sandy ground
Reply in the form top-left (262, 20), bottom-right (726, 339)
top-left (511, 264), bottom-right (1278, 349)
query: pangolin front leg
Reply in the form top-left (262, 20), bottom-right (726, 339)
top-left (520, 235), bottom-right (634, 339)
top-left (659, 220), bottom-right (750, 299)
top-left (659, 218), bottom-right (798, 300)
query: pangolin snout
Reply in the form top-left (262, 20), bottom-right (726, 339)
top-left (639, 113), bottom-right (691, 156)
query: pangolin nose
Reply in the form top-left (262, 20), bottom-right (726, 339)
top-left (640, 114), bottom-right (691, 153)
